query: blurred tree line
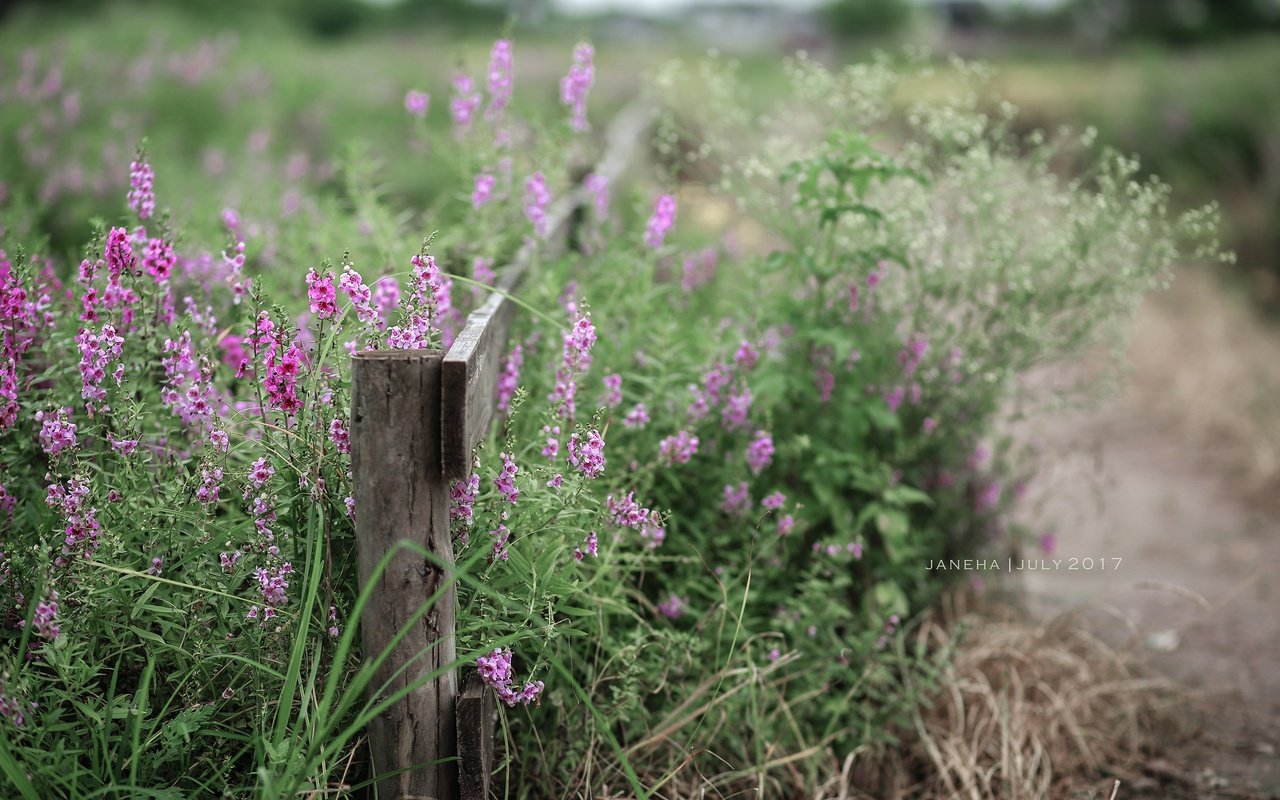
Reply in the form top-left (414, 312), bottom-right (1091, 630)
top-left (0, 0), bottom-right (507, 37)
top-left (824, 0), bottom-right (1280, 42)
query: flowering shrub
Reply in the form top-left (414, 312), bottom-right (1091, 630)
top-left (0, 17), bottom-right (1224, 800)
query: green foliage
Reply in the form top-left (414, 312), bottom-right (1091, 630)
top-left (0, 9), bottom-right (1224, 799)
top-left (823, 0), bottom-right (913, 39)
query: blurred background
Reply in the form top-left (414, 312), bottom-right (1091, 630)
top-left (1, 0), bottom-right (1278, 789)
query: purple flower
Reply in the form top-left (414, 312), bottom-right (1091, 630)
top-left (585, 173), bottom-right (608, 217)
top-left (254, 561), bottom-right (293, 607)
top-left (329, 417), bottom-right (350, 454)
top-left (745, 431), bottom-right (774, 475)
top-left (472, 172), bottom-right (496, 209)
top-left (339, 264), bottom-right (379, 327)
top-left (898, 333), bottom-right (929, 378)
top-left (776, 515), bottom-right (795, 536)
top-left (196, 467), bottom-right (224, 507)
top-left (450, 472), bottom-right (480, 528)
top-left (657, 430), bottom-right (699, 465)
top-left (559, 42), bottom-right (594, 132)
top-left (306, 268), bottom-right (338, 319)
top-left (567, 429), bottom-right (606, 479)
top-left (35, 407), bottom-right (76, 456)
top-left (1039, 531), bottom-right (1057, 556)
top-left (496, 344), bottom-right (523, 414)
top-left (721, 388), bottom-right (752, 431)
top-left (495, 452), bottom-right (519, 504)
top-left (486, 40), bottom-right (514, 120)
top-left (722, 482), bottom-right (750, 515)
top-left (209, 428), bottom-right (230, 453)
top-left (128, 158), bottom-right (155, 220)
top-left (607, 491), bottom-right (655, 529)
top-left (815, 367), bottom-right (835, 403)
top-left (657, 594), bottom-right (685, 619)
top-left (602, 373), bottom-right (622, 408)
top-left (489, 524), bottom-right (510, 561)
top-left (448, 72), bottom-right (482, 136)
top-left (762, 491), bottom-right (785, 510)
top-left (32, 591), bottom-right (60, 641)
top-left (404, 89), bottom-right (429, 118)
top-left (623, 403), bottom-right (649, 429)
top-left (733, 340), bottom-right (758, 370)
top-left (644, 194), bottom-right (677, 249)
top-left (681, 248), bottom-right (717, 292)
top-left (524, 172), bottom-right (551, 237)
top-left (574, 530), bottom-right (599, 561)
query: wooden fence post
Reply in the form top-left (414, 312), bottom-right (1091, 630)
top-left (351, 350), bottom-right (457, 800)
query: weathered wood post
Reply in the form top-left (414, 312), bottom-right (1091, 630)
top-left (351, 350), bottom-right (457, 800)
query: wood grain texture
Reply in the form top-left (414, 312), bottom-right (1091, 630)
top-left (351, 349), bottom-right (457, 800)
top-left (455, 673), bottom-right (496, 800)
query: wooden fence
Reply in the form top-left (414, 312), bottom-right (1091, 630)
top-left (350, 102), bottom-right (653, 800)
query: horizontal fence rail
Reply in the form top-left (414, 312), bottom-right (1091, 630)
top-left (350, 100), bottom-right (653, 800)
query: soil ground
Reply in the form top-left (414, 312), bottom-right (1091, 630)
top-left (1015, 266), bottom-right (1280, 799)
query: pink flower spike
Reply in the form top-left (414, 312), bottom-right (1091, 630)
top-left (404, 90), bottom-right (429, 118)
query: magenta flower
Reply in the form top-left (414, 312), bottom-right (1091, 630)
top-left (495, 452), bottom-right (519, 504)
top-left (762, 491), bottom-right (785, 510)
top-left (733, 340), bottom-right (758, 370)
top-left (657, 594), bottom-right (685, 619)
top-left (574, 530), bottom-right (599, 561)
top-left (585, 173), bottom-right (608, 217)
top-left (489, 524), bottom-right (510, 562)
top-left (548, 311), bottom-right (596, 419)
top-left (32, 591), bottom-right (59, 641)
top-left (567, 429), bottom-right (606, 478)
top-left (127, 158), bottom-right (155, 220)
top-left (306, 268), bottom-right (338, 319)
top-left (486, 40), bottom-right (514, 120)
top-left (143, 237), bottom-right (175, 283)
top-left (254, 562), bottom-right (293, 606)
top-left (722, 482), bottom-right (750, 515)
top-left (815, 367), bottom-right (835, 403)
top-left (776, 515), bottom-right (795, 536)
top-left (370, 277), bottom-right (400, 326)
top-left (721, 388), bottom-right (752, 431)
top-left (602, 373), bottom-right (622, 407)
top-left (623, 403), bottom-right (649, 429)
top-left (476, 647), bottom-right (543, 707)
top-left (339, 264), bottom-right (379, 327)
top-left (450, 472), bottom-right (479, 529)
top-left (404, 89), bottom-right (429, 118)
top-left (472, 172), bottom-right (496, 209)
top-left (524, 172), bottom-right (551, 237)
top-left (196, 467), bottom-right (224, 507)
top-left (496, 344), bottom-right (523, 414)
top-left (329, 417), bottom-right (350, 454)
top-left (658, 430), bottom-right (699, 465)
top-left (559, 42), bottom-right (594, 132)
top-left (898, 333), bottom-right (929, 378)
top-left (745, 431), bottom-right (775, 475)
top-left (450, 72), bottom-right (482, 137)
top-left (35, 407), bottom-right (77, 456)
top-left (607, 491), bottom-right (655, 529)
top-left (681, 248), bottom-right (717, 292)
top-left (644, 194), bottom-right (677, 249)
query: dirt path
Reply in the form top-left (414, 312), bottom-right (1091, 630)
top-left (1016, 267), bottom-right (1280, 798)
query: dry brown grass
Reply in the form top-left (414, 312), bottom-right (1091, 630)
top-left (577, 600), bottom-right (1181, 800)
top-left (883, 607), bottom-right (1177, 800)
